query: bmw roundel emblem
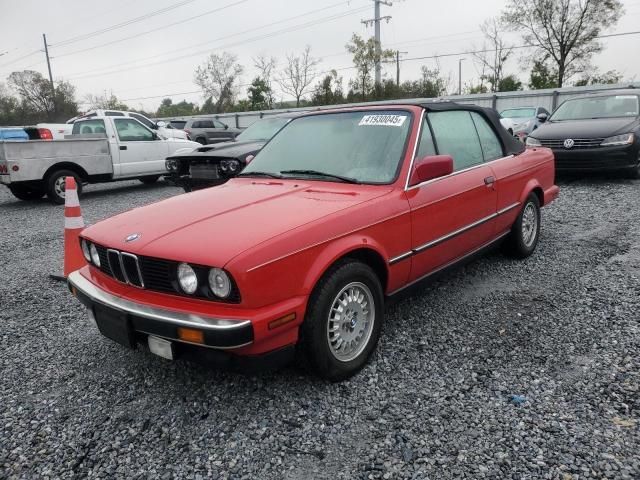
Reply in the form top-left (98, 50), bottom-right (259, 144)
top-left (563, 138), bottom-right (575, 149)
top-left (125, 233), bottom-right (141, 242)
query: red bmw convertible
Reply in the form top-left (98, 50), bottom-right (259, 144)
top-left (69, 102), bottom-right (558, 381)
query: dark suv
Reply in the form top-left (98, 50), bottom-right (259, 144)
top-left (183, 118), bottom-right (241, 145)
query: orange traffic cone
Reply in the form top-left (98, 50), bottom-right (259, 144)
top-left (51, 176), bottom-right (87, 281)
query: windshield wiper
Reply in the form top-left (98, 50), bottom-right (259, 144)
top-left (280, 169), bottom-right (361, 184)
top-left (237, 171), bottom-right (283, 179)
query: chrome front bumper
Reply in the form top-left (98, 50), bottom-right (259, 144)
top-left (67, 270), bottom-right (253, 349)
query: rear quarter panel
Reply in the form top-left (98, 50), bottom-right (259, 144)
top-left (491, 147), bottom-right (555, 233)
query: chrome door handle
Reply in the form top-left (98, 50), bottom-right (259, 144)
top-left (484, 176), bottom-right (495, 185)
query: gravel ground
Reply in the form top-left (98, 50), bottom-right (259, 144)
top-left (0, 177), bottom-right (638, 479)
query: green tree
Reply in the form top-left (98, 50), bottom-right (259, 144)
top-left (311, 70), bottom-right (344, 106)
top-left (194, 52), bottom-right (244, 113)
top-left (156, 98), bottom-right (199, 117)
top-left (7, 70), bottom-right (77, 122)
top-left (346, 34), bottom-right (395, 101)
top-left (497, 74), bottom-right (523, 92)
top-left (574, 70), bottom-right (622, 86)
top-left (247, 77), bottom-right (271, 111)
top-left (528, 60), bottom-right (558, 89)
top-left (0, 83), bottom-right (22, 125)
top-left (502, 0), bottom-right (623, 87)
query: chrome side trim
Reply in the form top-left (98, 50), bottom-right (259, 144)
top-left (68, 271), bottom-right (251, 332)
top-left (497, 202), bottom-right (520, 215)
top-left (389, 251), bottom-right (413, 265)
top-left (386, 202), bottom-right (521, 265)
top-left (388, 231), bottom-right (510, 295)
top-left (414, 212), bottom-right (498, 253)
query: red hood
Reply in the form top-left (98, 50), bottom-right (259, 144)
top-left (82, 178), bottom-right (392, 267)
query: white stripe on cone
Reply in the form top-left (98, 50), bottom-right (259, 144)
top-left (65, 216), bottom-right (85, 229)
top-left (65, 188), bottom-right (80, 207)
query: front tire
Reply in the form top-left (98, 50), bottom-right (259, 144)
top-left (9, 185), bottom-right (45, 201)
top-left (195, 137), bottom-right (207, 145)
top-left (300, 260), bottom-right (384, 381)
top-left (503, 193), bottom-right (541, 258)
top-left (45, 170), bottom-right (82, 204)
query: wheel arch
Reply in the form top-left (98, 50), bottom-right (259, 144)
top-left (43, 162), bottom-right (89, 182)
top-left (302, 237), bottom-right (390, 296)
top-left (519, 179), bottom-right (544, 206)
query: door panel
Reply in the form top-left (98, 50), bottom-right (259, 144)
top-left (406, 165), bottom-right (497, 281)
top-left (113, 118), bottom-right (168, 177)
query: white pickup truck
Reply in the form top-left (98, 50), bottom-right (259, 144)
top-left (0, 116), bottom-right (199, 203)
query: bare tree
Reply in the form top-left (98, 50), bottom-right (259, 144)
top-left (472, 18), bottom-right (514, 92)
top-left (502, 0), bottom-right (623, 87)
top-left (276, 46), bottom-right (319, 107)
top-left (253, 54), bottom-right (277, 108)
top-left (194, 52), bottom-right (244, 113)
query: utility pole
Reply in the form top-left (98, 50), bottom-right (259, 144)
top-left (395, 50), bottom-right (408, 86)
top-left (42, 33), bottom-right (56, 117)
top-left (361, 0), bottom-right (393, 86)
top-left (458, 58), bottom-right (466, 96)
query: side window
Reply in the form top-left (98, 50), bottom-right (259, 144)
top-left (72, 119), bottom-right (106, 135)
top-left (470, 112), bottom-right (504, 161)
top-left (213, 120), bottom-right (226, 129)
top-left (129, 113), bottom-right (155, 129)
top-left (191, 121), bottom-right (200, 128)
top-left (428, 111), bottom-right (483, 171)
top-left (201, 120), bottom-right (214, 128)
top-left (416, 118), bottom-right (436, 158)
top-left (114, 118), bottom-right (154, 141)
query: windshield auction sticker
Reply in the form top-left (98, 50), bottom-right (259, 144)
top-left (359, 114), bottom-right (407, 127)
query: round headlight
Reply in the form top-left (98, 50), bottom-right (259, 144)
top-left (89, 243), bottom-right (100, 267)
top-left (177, 263), bottom-right (198, 294)
top-left (165, 159), bottom-right (177, 172)
top-left (228, 160), bottom-right (240, 172)
top-left (208, 268), bottom-right (231, 298)
top-left (81, 239), bottom-right (91, 262)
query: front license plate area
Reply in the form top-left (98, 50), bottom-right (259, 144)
top-left (93, 304), bottom-right (136, 348)
top-left (190, 164), bottom-right (219, 180)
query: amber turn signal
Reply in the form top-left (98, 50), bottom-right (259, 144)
top-left (268, 313), bottom-right (296, 330)
top-left (177, 327), bottom-right (204, 344)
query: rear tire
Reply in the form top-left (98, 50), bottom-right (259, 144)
top-left (9, 185), bottom-right (45, 201)
top-left (45, 169), bottom-right (82, 205)
top-left (139, 175), bottom-right (160, 185)
top-left (300, 259), bottom-right (384, 381)
top-left (503, 193), bottom-right (541, 259)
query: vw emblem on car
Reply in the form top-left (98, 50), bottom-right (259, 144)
top-left (125, 233), bottom-right (141, 242)
top-left (564, 138), bottom-right (575, 149)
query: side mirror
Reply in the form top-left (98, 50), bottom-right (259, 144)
top-left (151, 131), bottom-right (159, 140)
top-left (537, 113), bottom-right (548, 123)
top-left (410, 155), bottom-right (454, 186)
top-left (224, 124), bottom-right (229, 130)
top-left (156, 121), bottom-right (167, 128)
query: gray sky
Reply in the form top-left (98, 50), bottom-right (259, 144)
top-left (1, 0), bottom-right (638, 113)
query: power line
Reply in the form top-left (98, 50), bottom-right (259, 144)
top-left (0, 49), bottom-right (41, 69)
top-left (65, 5), bottom-right (371, 80)
top-left (53, 0), bottom-right (250, 59)
top-left (63, 0), bottom-right (366, 79)
top-left (50, 0), bottom-right (198, 47)
top-left (116, 29), bottom-right (640, 104)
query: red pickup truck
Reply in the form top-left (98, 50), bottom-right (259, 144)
top-left (68, 102), bottom-right (558, 381)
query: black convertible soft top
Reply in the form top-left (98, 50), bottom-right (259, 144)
top-left (418, 101), bottom-right (526, 157)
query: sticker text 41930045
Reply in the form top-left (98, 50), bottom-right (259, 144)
top-left (359, 114), bottom-right (407, 127)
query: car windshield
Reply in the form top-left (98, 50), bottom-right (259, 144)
top-left (501, 108), bottom-right (536, 119)
top-left (551, 95), bottom-right (639, 121)
top-left (241, 110), bottom-right (412, 184)
top-left (236, 117), bottom-right (291, 142)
